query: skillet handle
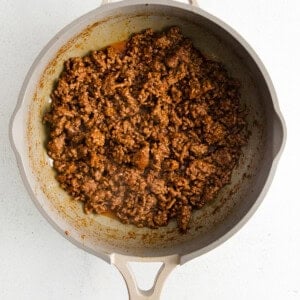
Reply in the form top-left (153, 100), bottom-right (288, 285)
top-left (111, 254), bottom-right (179, 300)
top-left (101, 0), bottom-right (199, 6)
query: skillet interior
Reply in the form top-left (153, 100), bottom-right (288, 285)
top-left (22, 2), bottom-right (281, 260)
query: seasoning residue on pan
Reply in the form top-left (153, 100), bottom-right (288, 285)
top-left (43, 27), bottom-right (248, 232)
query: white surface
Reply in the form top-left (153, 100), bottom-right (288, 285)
top-left (0, 0), bottom-right (299, 299)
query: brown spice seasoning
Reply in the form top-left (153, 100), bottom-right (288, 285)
top-left (44, 27), bottom-right (248, 232)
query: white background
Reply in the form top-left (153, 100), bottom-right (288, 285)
top-left (0, 0), bottom-right (299, 299)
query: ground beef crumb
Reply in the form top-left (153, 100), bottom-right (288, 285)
top-left (44, 27), bottom-right (248, 232)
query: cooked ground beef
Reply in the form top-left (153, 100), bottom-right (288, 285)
top-left (44, 27), bottom-right (247, 232)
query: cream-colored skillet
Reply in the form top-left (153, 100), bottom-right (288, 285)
top-left (9, 0), bottom-right (286, 299)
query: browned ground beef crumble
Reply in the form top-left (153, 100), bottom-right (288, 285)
top-left (44, 27), bottom-right (247, 232)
